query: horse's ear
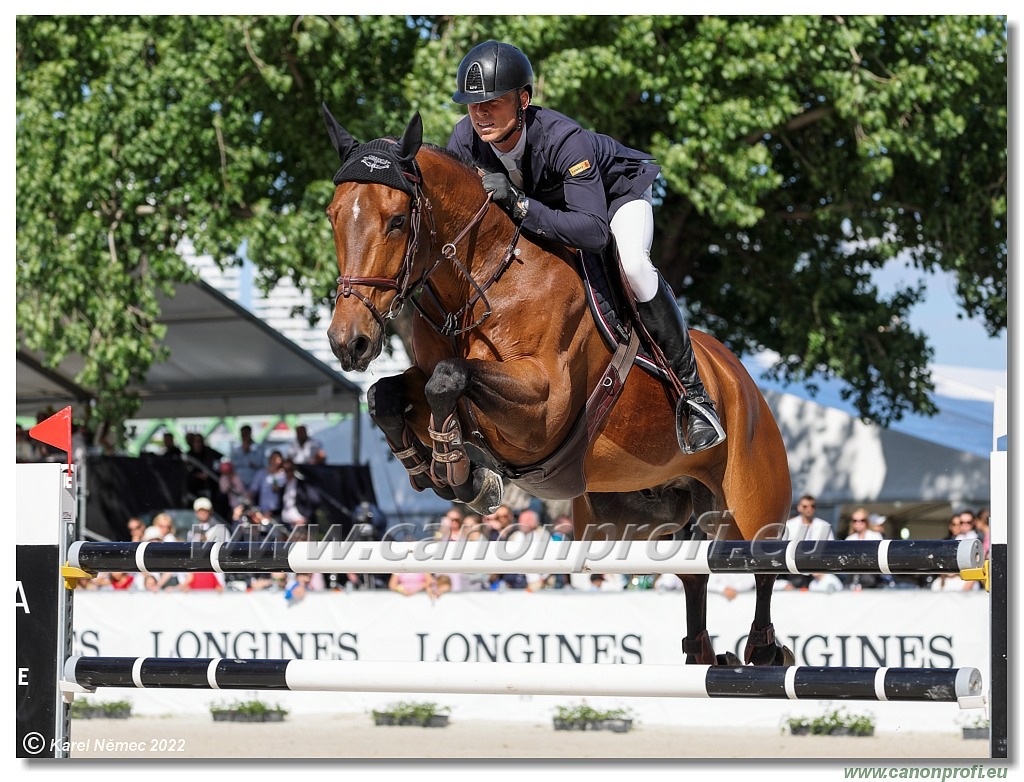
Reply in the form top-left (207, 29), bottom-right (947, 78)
top-left (321, 102), bottom-right (358, 161)
top-left (396, 112), bottom-right (423, 164)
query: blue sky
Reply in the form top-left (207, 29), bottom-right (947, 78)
top-left (873, 264), bottom-right (1008, 372)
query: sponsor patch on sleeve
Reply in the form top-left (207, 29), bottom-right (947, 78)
top-left (568, 159), bottom-right (592, 177)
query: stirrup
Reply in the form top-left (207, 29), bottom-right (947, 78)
top-left (675, 394), bottom-right (727, 455)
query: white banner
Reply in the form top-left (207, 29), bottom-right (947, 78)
top-left (72, 589), bottom-right (989, 732)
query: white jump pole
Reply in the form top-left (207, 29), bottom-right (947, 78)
top-left (64, 657), bottom-right (983, 704)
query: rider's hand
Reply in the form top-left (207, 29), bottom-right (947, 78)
top-left (481, 172), bottom-right (529, 221)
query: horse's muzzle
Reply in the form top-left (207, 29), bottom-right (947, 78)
top-left (327, 324), bottom-right (381, 373)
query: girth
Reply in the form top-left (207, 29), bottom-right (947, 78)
top-left (466, 327), bottom-right (641, 501)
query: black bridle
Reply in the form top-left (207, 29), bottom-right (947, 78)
top-left (334, 153), bottom-right (523, 341)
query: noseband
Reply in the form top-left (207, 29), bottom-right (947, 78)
top-left (334, 153), bottom-right (523, 341)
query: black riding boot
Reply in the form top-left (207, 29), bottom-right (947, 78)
top-left (636, 276), bottom-right (726, 454)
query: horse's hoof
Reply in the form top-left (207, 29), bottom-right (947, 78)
top-left (466, 468), bottom-right (503, 515)
top-left (716, 651), bottom-right (743, 666)
top-left (748, 643), bottom-right (794, 666)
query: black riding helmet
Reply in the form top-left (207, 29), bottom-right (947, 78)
top-left (453, 40), bottom-right (533, 104)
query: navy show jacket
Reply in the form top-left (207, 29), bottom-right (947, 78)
top-left (447, 105), bottom-right (661, 253)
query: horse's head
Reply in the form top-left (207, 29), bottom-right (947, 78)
top-left (323, 105), bottom-right (425, 371)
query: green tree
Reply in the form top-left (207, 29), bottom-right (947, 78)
top-left (17, 15), bottom-right (1006, 438)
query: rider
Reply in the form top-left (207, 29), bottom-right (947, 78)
top-left (447, 40), bottom-right (725, 453)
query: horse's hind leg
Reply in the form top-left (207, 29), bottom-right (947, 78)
top-left (744, 574), bottom-right (796, 666)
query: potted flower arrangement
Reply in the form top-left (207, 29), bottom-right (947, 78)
top-left (70, 697), bottom-right (133, 720)
top-left (783, 708), bottom-right (875, 737)
top-left (552, 703), bottom-right (634, 733)
top-left (371, 700), bottom-right (451, 727)
top-left (210, 698), bottom-right (288, 723)
top-left (960, 715), bottom-right (990, 740)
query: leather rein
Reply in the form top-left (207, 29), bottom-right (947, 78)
top-left (335, 165), bottom-right (523, 341)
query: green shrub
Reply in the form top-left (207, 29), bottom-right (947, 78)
top-left (210, 699), bottom-right (288, 717)
top-left (373, 701), bottom-right (449, 721)
top-left (70, 697), bottom-right (132, 718)
top-left (553, 703), bottom-right (632, 722)
top-left (783, 707), bottom-right (875, 736)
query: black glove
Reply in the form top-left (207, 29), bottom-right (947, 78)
top-left (482, 172), bottom-right (529, 221)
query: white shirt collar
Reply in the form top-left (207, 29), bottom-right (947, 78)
top-left (490, 127), bottom-right (527, 167)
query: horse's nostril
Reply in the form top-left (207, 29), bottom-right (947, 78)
top-left (350, 335), bottom-right (371, 359)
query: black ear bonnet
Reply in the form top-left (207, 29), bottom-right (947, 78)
top-left (332, 137), bottom-right (417, 198)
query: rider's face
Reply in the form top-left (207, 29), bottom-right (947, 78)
top-left (467, 91), bottom-right (525, 151)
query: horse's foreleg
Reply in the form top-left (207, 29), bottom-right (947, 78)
top-left (744, 574), bottom-right (796, 666)
top-left (423, 359), bottom-right (503, 513)
top-left (368, 373), bottom-right (456, 501)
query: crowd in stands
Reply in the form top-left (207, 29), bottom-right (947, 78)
top-left (70, 484), bottom-right (988, 597)
top-left (19, 417), bottom-right (987, 598)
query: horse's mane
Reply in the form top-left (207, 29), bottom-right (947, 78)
top-left (420, 142), bottom-right (483, 179)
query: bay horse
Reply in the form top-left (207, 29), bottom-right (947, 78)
top-left (322, 107), bottom-right (794, 666)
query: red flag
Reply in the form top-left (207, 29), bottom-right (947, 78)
top-left (29, 406), bottom-right (73, 463)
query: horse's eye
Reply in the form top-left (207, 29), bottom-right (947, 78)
top-left (387, 215), bottom-right (406, 233)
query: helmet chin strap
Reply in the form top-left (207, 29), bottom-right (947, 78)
top-left (493, 90), bottom-right (525, 145)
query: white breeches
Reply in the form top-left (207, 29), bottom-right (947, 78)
top-left (609, 189), bottom-right (659, 303)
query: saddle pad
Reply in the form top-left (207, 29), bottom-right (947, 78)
top-left (577, 249), bottom-right (668, 383)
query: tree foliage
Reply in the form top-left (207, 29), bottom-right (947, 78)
top-left (17, 15), bottom-right (1007, 436)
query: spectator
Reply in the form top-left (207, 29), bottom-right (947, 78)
top-left (229, 424), bottom-right (266, 488)
top-left (845, 508), bottom-right (883, 541)
top-left (218, 461), bottom-right (251, 510)
top-left (144, 512), bottom-right (180, 591)
top-left (389, 571), bottom-right (433, 596)
top-left (284, 572), bottom-right (325, 604)
top-left (506, 509), bottom-right (550, 591)
top-left (483, 504), bottom-right (515, 540)
top-left (125, 516), bottom-right (146, 543)
top-left (843, 508), bottom-right (890, 589)
top-left (430, 574), bottom-right (454, 599)
top-left (279, 458), bottom-right (321, 529)
top-left (188, 497), bottom-right (233, 544)
top-left (286, 424), bottom-right (326, 465)
top-left (107, 572), bottom-right (135, 591)
top-left (16, 424), bottom-right (39, 463)
top-left (931, 573), bottom-right (978, 592)
top-left (178, 570), bottom-right (225, 592)
top-left (146, 512), bottom-right (178, 542)
top-left (955, 509), bottom-right (979, 541)
top-left (808, 572), bottom-right (845, 592)
top-left (780, 495), bottom-right (834, 589)
top-left (975, 508), bottom-right (991, 558)
top-left (461, 513), bottom-right (485, 540)
top-left (160, 432), bottom-right (182, 459)
top-left (944, 513), bottom-right (962, 541)
top-left (186, 432), bottom-right (223, 504)
top-left (249, 450), bottom-right (285, 520)
top-left (436, 505), bottom-right (466, 541)
top-left (587, 573), bottom-right (626, 592)
top-left (655, 573), bottom-right (683, 592)
top-left (785, 495), bottom-right (835, 541)
top-left (707, 572), bottom-right (755, 600)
